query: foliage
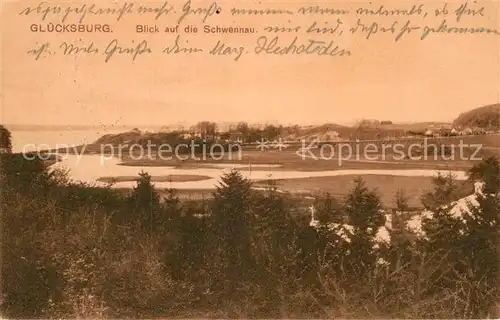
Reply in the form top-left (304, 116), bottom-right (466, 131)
top-left (453, 103), bottom-right (500, 129)
top-left (127, 171), bottom-right (162, 231)
top-left (345, 178), bottom-right (384, 235)
top-left (421, 172), bottom-right (462, 211)
top-left (343, 178), bottom-right (385, 275)
top-left (469, 156), bottom-right (500, 194)
top-left (314, 192), bottom-right (343, 224)
top-left (209, 170), bottom-right (256, 294)
top-left (0, 125), bottom-right (12, 153)
top-left (194, 121), bottom-right (218, 137)
top-left (420, 157), bottom-right (500, 318)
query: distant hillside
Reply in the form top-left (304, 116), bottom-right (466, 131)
top-left (454, 103), bottom-right (500, 129)
top-left (93, 129), bottom-right (188, 146)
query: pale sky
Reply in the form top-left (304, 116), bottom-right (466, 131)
top-left (1, 0), bottom-right (499, 126)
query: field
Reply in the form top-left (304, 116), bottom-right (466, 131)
top-left (253, 175), bottom-right (473, 209)
top-left (118, 147), bottom-right (484, 171)
top-left (129, 175), bottom-right (472, 209)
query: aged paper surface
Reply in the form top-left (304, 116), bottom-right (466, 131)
top-left (1, 0), bottom-right (500, 318)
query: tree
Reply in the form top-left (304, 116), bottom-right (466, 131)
top-left (421, 172), bottom-right (465, 251)
top-left (421, 173), bottom-right (461, 211)
top-left (343, 178), bottom-right (384, 275)
top-left (356, 119), bottom-right (380, 129)
top-left (253, 188), bottom-right (298, 310)
top-left (262, 125), bottom-right (281, 141)
top-left (462, 193), bottom-right (499, 306)
top-left (248, 128), bottom-right (263, 142)
top-left (210, 170), bottom-right (255, 291)
top-left (128, 172), bottom-right (161, 231)
top-left (163, 190), bottom-right (209, 281)
top-left (1, 153), bottom-right (52, 194)
top-left (463, 157), bottom-right (500, 297)
top-left (236, 122), bottom-right (250, 142)
top-left (469, 156), bottom-right (500, 195)
top-left (195, 121), bottom-right (218, 139)
top-left (312, 193), bottom-right (351, 275)
top-left (178, 216), bottom-right (210, 283)
top-left (345, 178), bottom-right (384, 236)
top-left (422, 157), bottom-right (500, 317)
top-left (387, 189), bottom-right (414, 269)
top-left (314, 192), bottom-right (343, 225)
top-left (163, 188), bottom-right (181, 223)
top-left (395, 189), bottom-right (409, 212)
top-left (256, 188), bottom-right (296, 260)
top-left (0, 125), bottom-right (12, 153)
top-left (390, 189), bottom-right (410, 228)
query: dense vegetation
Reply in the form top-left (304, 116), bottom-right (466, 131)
top-left (1, 126), bottom-right (499, 318)
top-left (92, 120), bottom-right (417, 148)
top-left (0, 125), bottom-right (12, 154)
top-left (94, 122), bottom-right (285, 147)
top-left (454, 103), bottom-right (500, 129)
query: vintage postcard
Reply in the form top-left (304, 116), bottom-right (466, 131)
top-left (1, 0), bottom-right (499, 318)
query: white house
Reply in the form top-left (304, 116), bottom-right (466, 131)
top-left (309, 205), bottom-right (391, 247)
top-left (406, 181), bottom-right (488, 238)
top-left (461, 127), bottom-right (473, 135)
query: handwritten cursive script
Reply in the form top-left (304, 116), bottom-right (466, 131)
top-left (19, 1), bottom-right (500, 62)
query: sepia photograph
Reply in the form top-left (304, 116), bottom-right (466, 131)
top-left (1, 0), bottom-right (499, 318)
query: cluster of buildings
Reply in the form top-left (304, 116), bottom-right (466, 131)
top-left (153, 122), bottom-right (498, 145)
top-left (422, 125), bottom-right (488, 137)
